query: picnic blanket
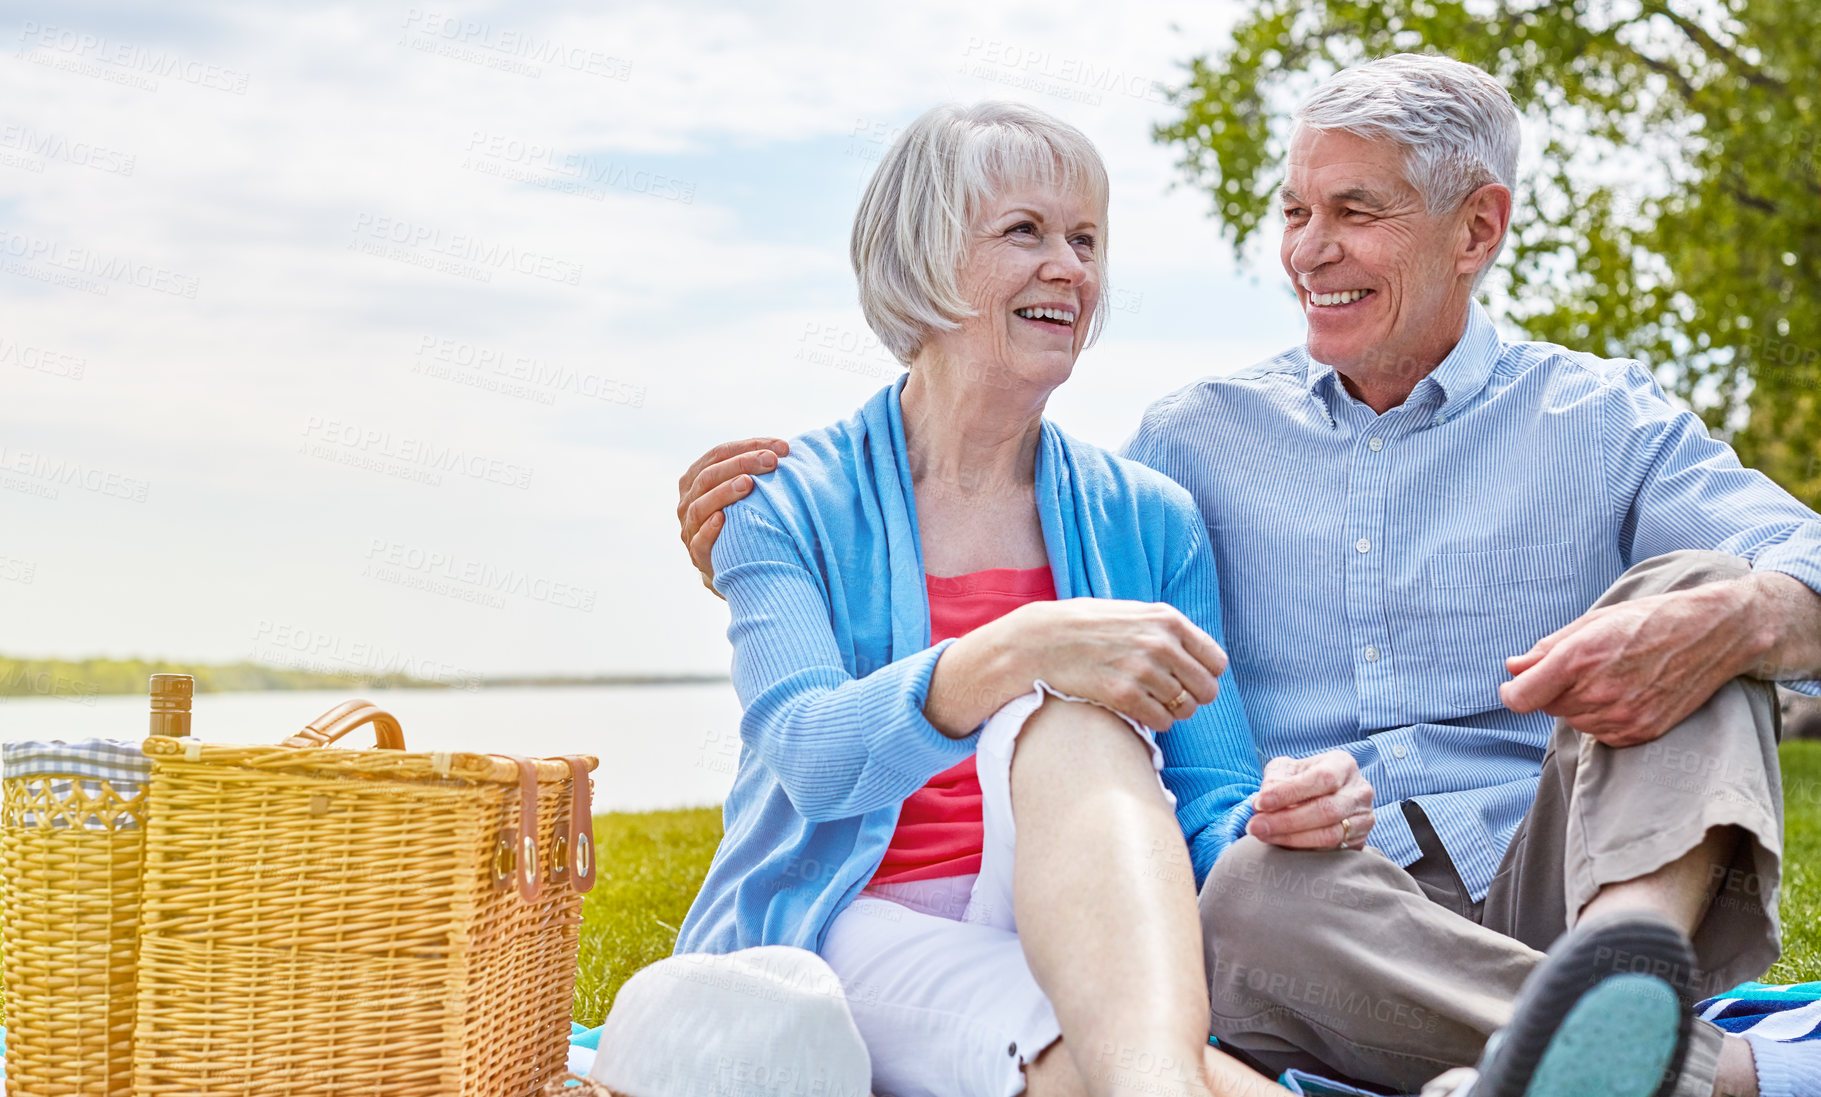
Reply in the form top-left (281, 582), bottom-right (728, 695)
top-left (2, 984), bottom-right (1816, 1092)
top-left (1269, 983), bottom-right (1821, 1097)
top-left (1698, 981), bottom-right (1821, 1038)
top-left (1695, 982), bottom-right (1821, 1097)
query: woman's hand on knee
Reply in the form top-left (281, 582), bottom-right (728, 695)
top-left (982, 599), bottom-right (1228, 731)
top-left (1245, 751), bottom-right (1376, 850)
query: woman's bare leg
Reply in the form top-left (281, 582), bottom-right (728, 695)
top-left (1024, 1041), bottom-right (1092, 1097)
top-left (1009, 697), bottom-right (1288, 1097)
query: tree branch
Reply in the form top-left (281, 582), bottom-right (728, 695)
top-left (1725, 176), bottom-right (1780, 215)
top-left (1640, 1), bottom-right (1786, 92)
top-left (1620, 41), bottom-right (1701, 105)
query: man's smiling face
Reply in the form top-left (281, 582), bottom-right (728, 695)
top-left (1279, 126), bottom-right (1480, 389)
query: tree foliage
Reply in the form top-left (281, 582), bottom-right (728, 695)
top-left (1155, 0), bottom-right (1821, 505)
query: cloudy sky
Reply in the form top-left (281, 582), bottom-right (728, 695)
top-left (1, 0), bottom-right (1323, 678)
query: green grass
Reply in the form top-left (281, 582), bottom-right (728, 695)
top-left (572, 805), bottom-right (725, 1025)
top-left (1764, 741), bottom-right (1821, 985)
top-left (570, 743), bottom-right (1821, 1019)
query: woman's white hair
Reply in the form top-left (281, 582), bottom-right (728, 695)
top-left (851, 101), bottom-right (1110, 365)
top-left (1294, 54), bottom-right (1519, 278)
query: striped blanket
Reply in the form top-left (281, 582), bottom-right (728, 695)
top-left (1697, 981), bottom-right (1821, 1039)
top-left (1270, 983), bottom-right (1821, 1096)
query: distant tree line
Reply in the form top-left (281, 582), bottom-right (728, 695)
top-left (0, 656), bottom-right (448, 701)
top-left (0, 656), bottom-right (732, 701)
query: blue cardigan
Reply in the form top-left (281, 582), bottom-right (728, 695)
top-left (674, 376), bottom-right (1262, 955)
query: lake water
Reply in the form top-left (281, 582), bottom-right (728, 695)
top-left (0, 683), bottom-right (744, 814)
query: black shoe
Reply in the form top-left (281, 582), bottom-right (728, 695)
top-left (1470, 913), bottom-right (1695, 1097)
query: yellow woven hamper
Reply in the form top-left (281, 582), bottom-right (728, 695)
top-left (131, 700), bottom-right (598, 1097)
top-left (1, 739), bottom-right (153, 1097)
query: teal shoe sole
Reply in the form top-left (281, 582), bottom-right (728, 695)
top-left (1524, 973), bottom-right (1683, 1097)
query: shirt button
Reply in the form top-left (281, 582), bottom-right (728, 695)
top-left (1392, 745), bottom-right (1408, 759)
top-left (1368, 437), bottom-right (1384, 451)
top-left (1355, 538), bottom-right (1371, 554)
top-left (1363, 645), bottom-right (1380, 662)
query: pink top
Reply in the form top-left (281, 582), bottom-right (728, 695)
top-left (868, 566), bottom-right (1057, 885)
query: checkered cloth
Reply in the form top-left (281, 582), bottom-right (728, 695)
top-left (1, 738), bottom-right (150, 830)
top-left (1, 738), bottom-right (151, 783)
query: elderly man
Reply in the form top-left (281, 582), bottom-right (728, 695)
top-left (677, 56), bottom-right (1821, 1097)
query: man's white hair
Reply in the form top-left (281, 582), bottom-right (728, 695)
top-left (851, 101), bottom-right (1110, 365)
top-left (1294, 54), bottom-right (1519, 279)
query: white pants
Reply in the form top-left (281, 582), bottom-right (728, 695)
top-left (820, 682), bottom-right (1174, 1097)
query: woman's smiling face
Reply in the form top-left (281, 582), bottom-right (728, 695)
top-left (923, 181), bottom-right (1103, 391)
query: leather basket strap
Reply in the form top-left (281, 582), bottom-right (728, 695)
top-left (502, 755), bottom-right (542, 904)
top-left (563, 755), bottom-right (596, 894)
top-left (281, 700), bottom-right (406, 750)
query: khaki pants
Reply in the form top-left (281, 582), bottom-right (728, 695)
top-left (1201, 552), bottom-right (1785, 1096)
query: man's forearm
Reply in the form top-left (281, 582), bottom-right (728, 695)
top-left (1745, 570), bottom-right (1821, 682)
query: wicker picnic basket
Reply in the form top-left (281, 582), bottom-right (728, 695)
top-left (0, 738), bottom-right (152, 1097)
top-left (131, 700), bottom-right (598, 1097)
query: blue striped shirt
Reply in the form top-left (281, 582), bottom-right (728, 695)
top-left (1123, 302), bottom-right (1821, 900)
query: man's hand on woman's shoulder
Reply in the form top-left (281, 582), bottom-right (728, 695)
top-left (677, 437), bottom-right (790, 592)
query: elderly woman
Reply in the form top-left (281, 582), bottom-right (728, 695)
top-left (671, 102), bottom-right (1362, 1097)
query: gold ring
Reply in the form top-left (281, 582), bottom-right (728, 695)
top-left (1337, 815), bottom-right (1353, 850)
top-left (1167, 689), bottom-right (1191, 712)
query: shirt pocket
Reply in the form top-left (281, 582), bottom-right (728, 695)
top-left (1418, 542), bottom-right (1582, 717)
